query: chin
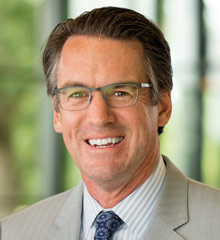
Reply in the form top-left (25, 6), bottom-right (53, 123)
top-left (83, 165), bottom-right (125, 183)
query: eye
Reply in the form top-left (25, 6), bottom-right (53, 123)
top-left (113, 91), bottom-right (130, 97)
top-left (104, 84), bottom-right (137, 100)
top-left (69, 90), bottom-right (88, 98)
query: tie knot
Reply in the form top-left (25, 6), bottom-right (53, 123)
top-left (94, 211), bottom-right (124, 239)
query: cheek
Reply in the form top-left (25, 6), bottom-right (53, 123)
top-left (134, 106), bottom-right (158, 140)
top-left (59, 112), bottom-right (81, 143)
top-left (138, 104), bottom-right (158, 126)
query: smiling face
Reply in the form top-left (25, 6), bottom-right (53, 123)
top-left (54, 36), bottom-right (171, 188)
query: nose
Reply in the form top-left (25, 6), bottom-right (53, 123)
top-left (86, 91), bottom-right (116, 126)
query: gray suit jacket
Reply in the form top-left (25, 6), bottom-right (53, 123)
top-left (1, 157), bottom-right (220, 240)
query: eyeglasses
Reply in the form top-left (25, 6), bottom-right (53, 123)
top-left (54, 82), bottom-right (152, 111)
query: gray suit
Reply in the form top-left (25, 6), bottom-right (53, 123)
top-left (1, 157), bottom-right (220, 240)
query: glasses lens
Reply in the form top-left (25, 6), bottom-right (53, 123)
top-left (59, 87), bottom-right (90, 111)
top-left (103, 84), bottom-right (138, 108)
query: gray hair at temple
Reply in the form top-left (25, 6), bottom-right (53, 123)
top-left (42, 6), bottom-right (173, 134)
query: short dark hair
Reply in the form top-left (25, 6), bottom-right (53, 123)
top-left (42, 6), bottom-right (173, 134)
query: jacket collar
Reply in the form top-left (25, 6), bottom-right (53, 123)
top-left (143, 156), bottom-right (188, 240)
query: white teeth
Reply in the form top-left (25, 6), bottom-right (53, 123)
top-left (97, 139), bottom-right (101, 145)
top-left (88, 137), bottom-right (123, 146)
top-left (102, 138), bottom-right (108, 145)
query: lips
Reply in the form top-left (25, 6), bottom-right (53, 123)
top-left (87, 137), bottom-right (124, 148)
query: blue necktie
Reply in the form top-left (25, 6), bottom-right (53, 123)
top-left (94, 211), bottom-right (124, 239)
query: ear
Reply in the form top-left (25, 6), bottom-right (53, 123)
top-left (157, 91), bottom-right (172, 127)
top-left (52, 97), bottom-right (63, 133)
top-left (54, 110), bottom-right (63, 133)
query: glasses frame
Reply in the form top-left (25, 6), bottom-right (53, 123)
top-left (53, 82), bottom-right (152, 111)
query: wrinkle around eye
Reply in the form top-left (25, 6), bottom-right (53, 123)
top-left (138, 91), bottom-right (152, 105)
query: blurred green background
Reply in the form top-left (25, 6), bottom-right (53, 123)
top-left (0, 0), bottom-right (220, 218)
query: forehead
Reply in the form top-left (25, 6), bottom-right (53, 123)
top-left (57, 35), bottom-right (146, 87)
top-left (61, 35), bottom-right (145, 65)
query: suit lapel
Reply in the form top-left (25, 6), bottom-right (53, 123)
top-left (143, 211), bottom-right (185, 240)
top-left (144, 157), bottom-right (188, 240)
top-left (47, 182), bottom-right (83, 240)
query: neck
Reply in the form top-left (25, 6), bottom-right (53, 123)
top-left (82, 151), bottom-right (160, 209)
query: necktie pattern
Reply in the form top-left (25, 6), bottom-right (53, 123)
top-left (94, 211), bottom-right (124, 239)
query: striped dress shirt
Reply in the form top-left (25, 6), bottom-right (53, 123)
top-left (80, 155), bottom-right (166, 240)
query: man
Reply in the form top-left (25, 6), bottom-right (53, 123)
top-left (1, 6), bottom-right (220, 240)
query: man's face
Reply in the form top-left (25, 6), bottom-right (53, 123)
top-left (54, 36), bottom-right (171, 186)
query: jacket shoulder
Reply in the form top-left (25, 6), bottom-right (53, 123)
top-left (3, 188), bottom-right (73, 221)
top-left (1, 184), bottom-right (82, 240)
top-left (162, 157), bottom-right (220, 239)
top-left (177, 178), bottom-right (220, 239)
top-left (187, 178), bottom-right (220, 213)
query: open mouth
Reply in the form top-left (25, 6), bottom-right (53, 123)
top-left (86, 137), bottom-right (124, 148)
